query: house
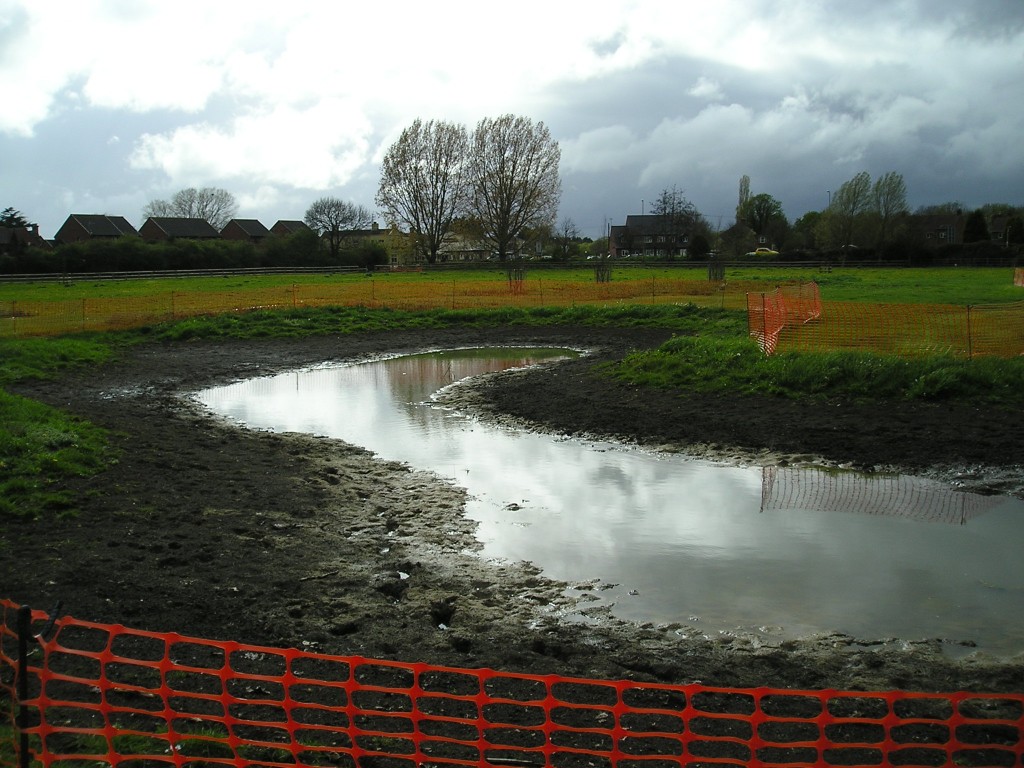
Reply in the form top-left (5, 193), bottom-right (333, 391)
top-left (220, 219), bottom-right (270, 243)
top-left (139, 217), bottom-right (220, 242)
top-left (437, 232), bottom-right (491, 262)
top-left (55, 214), bottom-right (139, 244)
top-left (0, 223), bottom-right (50, 253)
top-left (988, 215), bottom-right (1011, 244)
top-left (323, 222), bottom-right (405, 252)
top-left (609, 215), bottom-right (691, 259)
top-left (911, 213), bottom-right (965, 245)
top-left (270, 220), bottom-right (310, 236)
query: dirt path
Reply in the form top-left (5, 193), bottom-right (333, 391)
top-left (4, 327), bottom-right (1023, 692)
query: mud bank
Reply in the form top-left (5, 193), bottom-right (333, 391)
top-left (4, 327), bottom-right (1023, 693)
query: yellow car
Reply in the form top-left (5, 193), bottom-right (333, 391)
top-left (745, 247), bottom-right (779, 257)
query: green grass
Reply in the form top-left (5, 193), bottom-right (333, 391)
top-left (2, 265), bottom-right (1020, 304)
top-left (0, 389), bottom-right (112, 521)
top-left (725, 266), bottom-right (1021, 304)
top-left (609, 334), bottom-right (1024, 405)
top-left (130, 302), bottom-right (748, 341)
top-left (0, 337), bottom-right (118, 522)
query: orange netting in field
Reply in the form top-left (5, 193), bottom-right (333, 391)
top-left (748, 286), bottom-right (1024, 358)
top-left (0, 277), bottom-right (773, 338)
top-left (745, 283), bottom-right (822, 354)
top-left (1014, 268), bottom-right (1024, 288)
top-left (2, 601), bottom-right (1022, 768)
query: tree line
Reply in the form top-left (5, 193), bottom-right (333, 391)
top-left (727, 172), bottom-right (1023, 259)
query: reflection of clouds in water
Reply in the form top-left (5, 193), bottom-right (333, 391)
top-left (195, 350), bottom-right (1024, 653)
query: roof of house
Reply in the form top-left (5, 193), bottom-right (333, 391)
top-left (223, 219), bottom-right (270, 236)
top-left (272, 220), bottom-right (310, 233)
top-left (143, 217), bottom-right (221, 238)
top-left (621, 214), bottom-right (689, 235)
top-left (62, 214), bottom-right (139, 237)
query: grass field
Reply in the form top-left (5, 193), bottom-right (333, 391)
top-left (1, 264), bottom-right (1020, 304)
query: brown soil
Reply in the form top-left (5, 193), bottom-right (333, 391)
top-left (4, 326), bottom-right (1023, 693)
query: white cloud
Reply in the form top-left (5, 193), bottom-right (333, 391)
top-left (130, 99), bottom-right (374, 189)
top-left (688, 77), bottom-right (724, 101)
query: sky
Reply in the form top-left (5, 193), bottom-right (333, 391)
top-left (2, 0), bottom-right (1022, 240)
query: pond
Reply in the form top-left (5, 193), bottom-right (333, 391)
top-left (194, 348), bottom-right (1024, 656)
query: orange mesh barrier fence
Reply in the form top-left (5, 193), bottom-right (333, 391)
top-left (1014, 268), bottom-right (1023, 288)
top-left (1, 277), bottom-right (780, 338)
top-left (3, 601), bottom-right (1023, 768)
top-left (748, 286), bottom-right (1024, 358)
top-left (746, 283), bottom-right (822, 355)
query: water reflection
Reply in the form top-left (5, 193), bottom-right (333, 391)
top-left (761, 467), bottom-right (1000, 525)
top-left (194, 349), bottom-right (1024, 655)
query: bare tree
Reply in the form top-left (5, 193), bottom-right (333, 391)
top-left (736, 175), bottom-right (750, 224)
top-left (468, 114), bottom-right (561, 261)
top-left (872, 171), bottom-right (909, 247)
top-left (376, 119), bottom-right (469, 264)
top-left (551, 217), bottom-right (581, 261)
top-left (143, 187), bottom-right (238, 230)
top-left (649, 185), bottom-right (706, 257)
top-left (829, 171), bottom-right (873, 247)
top-left (304, 197), bottom-right (373, 259)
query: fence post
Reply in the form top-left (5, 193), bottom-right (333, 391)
top-left (966, 305), bottom-right (973, 359)
top-left (762, 293), bottom-right (768, 354)
top-left (16, 604), bottom-right (31, 768)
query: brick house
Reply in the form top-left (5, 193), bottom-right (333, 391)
top-left (609, 215), bottom-right (691, 259)
top-left (139, 217), bottom-right (220, 242)
top-left (221, 219), bottom-right (270, 243)
top-left (55, 214), bottom-right (139, 244)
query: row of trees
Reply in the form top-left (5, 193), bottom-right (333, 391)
top-left (727, 172), bottom-right (1023, 258)
top-left (376, 115), bottom-right (561, 263)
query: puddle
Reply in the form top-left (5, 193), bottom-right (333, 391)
top-left (194, 348), bottom-right (1024, 654)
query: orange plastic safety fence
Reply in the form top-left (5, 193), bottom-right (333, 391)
top-left (748, 287), bottom-right (1024, 358)
top-left (2, 601), bottom-right (1022, 768)
top-left (746, 283), bottom-right (822, 355)
top-left (1014, 268), bottom-right (1024, 288)
top-left (1, 278), bottom-right (777, 338)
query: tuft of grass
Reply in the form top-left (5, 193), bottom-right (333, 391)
top-left (0, 389), bottom-right (112, 521)
top-left (0, 337), bottom-right (113, 386)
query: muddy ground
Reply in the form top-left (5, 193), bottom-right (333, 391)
top-left (4, 326), bottom-right (1024, 693)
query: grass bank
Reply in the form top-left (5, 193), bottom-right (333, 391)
top-left (608, 334), bottom-right (1024, 405)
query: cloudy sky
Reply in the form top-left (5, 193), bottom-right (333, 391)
top-left (2, 0), bottom-right (1022, 240)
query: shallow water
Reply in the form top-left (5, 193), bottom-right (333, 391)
top-left (195, 348), bottom-right (1024, 655)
